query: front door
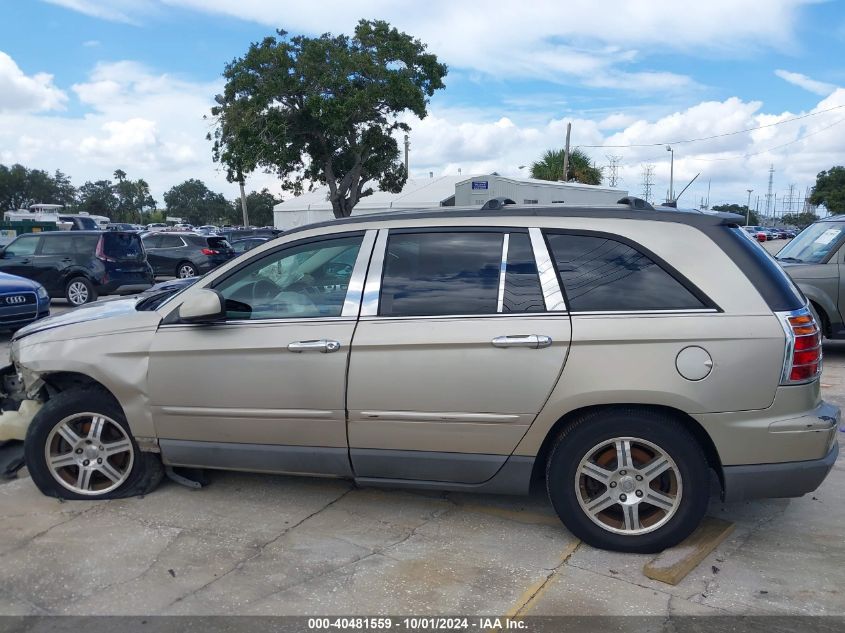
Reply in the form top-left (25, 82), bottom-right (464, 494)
top-left (148, 230), bottom-right (375, 477)
top-left (347, 228), bottom-right (572, 484)
top-left (0, 234), bottom-right (42, 282)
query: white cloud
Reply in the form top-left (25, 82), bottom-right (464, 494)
top-left (41, 0), bottom-right (813, 90)
top-left (0, 51), bottom-right (67, 112)
top-left (82, 40), bottom-right (101, 47)
top-left (775, 69), bottom-right (838, 96)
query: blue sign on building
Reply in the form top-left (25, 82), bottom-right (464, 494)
top-left (471, 181), bottom-right (489, 190)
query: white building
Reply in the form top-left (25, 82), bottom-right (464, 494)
top-left (455, 175), bottom-right (625, 207)
top-left (273, 174), bottom-right (628, 230)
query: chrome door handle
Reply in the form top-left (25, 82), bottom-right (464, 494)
top-left (491, 335), bottom-right (552, 349)
top-left (287, 339), bottom-right (341, 353)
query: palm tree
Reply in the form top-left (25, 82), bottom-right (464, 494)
top-left (113, 169), bottom-right (127, 182)
top-left (530, 148), bottom-right (603, 185)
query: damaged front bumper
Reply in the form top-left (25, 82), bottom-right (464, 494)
top-left (0, 364), bottom-right (44, 442)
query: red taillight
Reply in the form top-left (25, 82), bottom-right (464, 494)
top-left (778, 308), bottom-right (822, 384)
top-left (95, 236), bottom-right (116, 262)
top-left (201, 248), bottom-right (219, 255)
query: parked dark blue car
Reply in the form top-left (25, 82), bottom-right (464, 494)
top-left (0, 271), bottom-right (50, 330)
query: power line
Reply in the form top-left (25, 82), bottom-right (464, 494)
top-left (685, 116), bottom-right (845, 162)
top-left (576, 103), bottom-right (845, 148)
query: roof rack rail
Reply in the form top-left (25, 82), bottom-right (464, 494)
top-left (481, 197), bottom-right (516, 211)
top-left (617, 196), bottom-right (655, 211)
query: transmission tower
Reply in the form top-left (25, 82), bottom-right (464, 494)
top-left (764, 164), bottom-right (774, 219)
top-left (605, 155), bottom-right (622, 188)
top-left (640, 164), bottom-right (655, 203)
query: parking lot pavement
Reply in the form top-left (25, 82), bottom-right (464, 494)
top-left (1, 272), bottom-right (844, 617)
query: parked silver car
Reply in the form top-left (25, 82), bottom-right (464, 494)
top-left (1, 201), bottom-right (838, 552)
top-left (777, 215), bottom-right (845, 338)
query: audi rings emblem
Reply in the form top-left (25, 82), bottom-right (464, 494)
top-left (5, 295), bottom-right (26, 304)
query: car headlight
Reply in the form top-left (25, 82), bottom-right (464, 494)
top-left (36, 285), bottom-right (48, 300)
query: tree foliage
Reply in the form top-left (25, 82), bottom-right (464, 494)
top-left (781, 211), bottom-right (819, 229)
top-left (711, 203), bottom-right (759, 225)
top-left (209, 20), bottom-right (447, 218)
top-left (76, 173), bottom-right (156, 222)
top-left (0, 164), bottom-right (77, 210)
top-left (809, 166), bottom-right (845, 214)
top-left (530, 148), bottom-right (603, 185)
top-left (164, 179), bottom-right (232, 225)
top-left (242, 188), bottom-right (281, 227)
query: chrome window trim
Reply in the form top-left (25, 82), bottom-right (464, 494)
top-left (496, 233), bottom-right (510, 313)
top-left (340, 229), bottom-right (377, 318)
top-left (358, 312), bottom-right (563, 322)
top-left (160, 316), bottom-right (357, 329)
top-left (569, 308), bottom-right (720, 316)
top-left (528, 227), bottom-right (567, 311)
top-left (360, 229), bottom-right (388, 317)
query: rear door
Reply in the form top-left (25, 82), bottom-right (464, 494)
top-left (141, 234), bottom-right (164, 274)
top-left (346, 227), bottom-right (572, 484)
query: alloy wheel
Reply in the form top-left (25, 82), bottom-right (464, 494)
top-left (575, 436), bottom-right (682, 535)
top-left (178, 264), bottom-right (196, 279)
top-left (44, 413), bottom-right (134, 495)
top-left (67, 281), bottom-right (89, 305)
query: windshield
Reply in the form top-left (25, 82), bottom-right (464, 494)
top-left (776, 222), bottom-right (844, 264)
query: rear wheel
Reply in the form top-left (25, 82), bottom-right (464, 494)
top-left (176, 261), bottom-right (198, 279)
top-left (546, 408), bottom-right (709, 553)
top-left (25, 388), bottom-right (163, 500)
top-left (65, 277), bottom-right (96, 306)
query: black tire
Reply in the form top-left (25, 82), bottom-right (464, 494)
top-left (176, 261), bottom-right (198, 279)
top-left (65, 276), bottom-right (97, 306)
top-left (546, 407), bottom-right (709, 553)
top-left (24, 388), bottom-right (164, 500)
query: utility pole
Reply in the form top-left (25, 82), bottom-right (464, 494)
top-left (705, 179), bottom-right (711, 209)
top-left (641, 164), bottom-right (655, 203)
top-left (666, 145), bottom-right (674, 202)
top-left (764, 164), bottom-right (774, 221)
top-left (562, 122), bottom-right (572, 182)
top-left (746, 189), bottom-right (753, 225)
top-left (238, 172), bottom-right (249, 227)
top-left (403, 134), bottom-right (410, 174)
top-left (605, 155), bottom-right (622, 187)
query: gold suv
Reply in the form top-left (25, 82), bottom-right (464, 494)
top-left (5, 202), bottom-right (839, 552)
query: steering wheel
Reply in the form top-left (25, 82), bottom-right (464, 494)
top-left (251, 278), bottom-right (280, 302)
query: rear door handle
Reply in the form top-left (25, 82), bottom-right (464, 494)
top-left (287, 339), bottom-right (341, 353)
top-left (491, 335), bottom-right (552, 349)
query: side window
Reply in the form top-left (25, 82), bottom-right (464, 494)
top-left (159, 235), bottom-right (184, 248)
top-left (544, 233), bottom-right (707, 312)
top-left (4, 236), bottom-right (40, 257)
top-left (502, 233), bottom-right (544, 313)
top-left (380, 232), bottom-right (502, 317)
top-left (214, 235), bottom-right (363, 320)
top-left (143, 235), bottom-right (162, 249)
top-left (40, 237), bottom-right (70, 255)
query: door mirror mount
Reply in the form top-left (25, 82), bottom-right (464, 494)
top-left (177, 289), bottom-right (226, 324)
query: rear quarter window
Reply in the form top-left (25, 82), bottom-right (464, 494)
top-left (544, 232), bottom-right (709, 312)
top-left (103, 233), bottom-right (144, 260)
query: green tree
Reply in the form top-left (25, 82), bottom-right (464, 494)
top-left (114, 176), bottom-right (156, 223)
top-left (209, 20), bottom-right (447, 218)
top-left (712, 203), bottom-right (759, 225)
top-left (164, 179), bottom-right (232, 225)
top-left (809, 166), bottom-right (845, 214)
top-left (77, 180), bottom-right (119, 217)
top-left (781, 211), bottom-right (819, 229)
top-left (242, 188), bottom-right (281, 227)
top-left (0, 163), bottom-right (76, 210)
top-left (530, 148), bottom-right (603, 185)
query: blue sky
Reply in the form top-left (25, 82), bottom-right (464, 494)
top-left (2, 0), bottom-right (844, 212)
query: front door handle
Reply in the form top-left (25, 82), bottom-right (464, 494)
top-left (491, 334), bottom-right (552, 349)
top-left (287, 339), bottom-right (341, 353)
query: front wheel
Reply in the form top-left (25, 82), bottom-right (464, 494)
top-left (546, 408), bottom-right (709, 553)
top-left (24, 388), bottom-right (163, 500)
